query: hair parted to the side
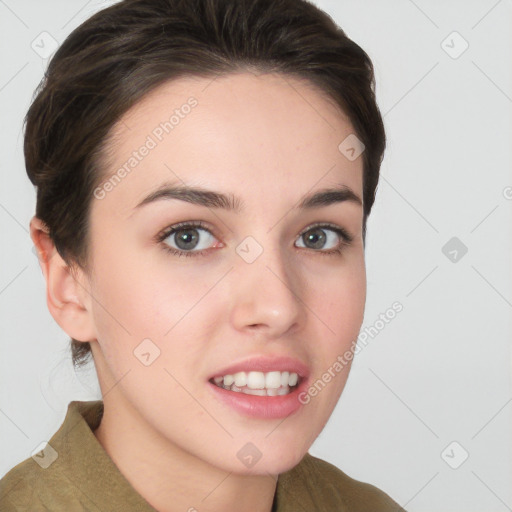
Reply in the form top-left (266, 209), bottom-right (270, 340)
top-left (24, 0), bottom-right (386, 369)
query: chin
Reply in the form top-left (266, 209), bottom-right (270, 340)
top-left (224, 443), bottom-right (309, 477)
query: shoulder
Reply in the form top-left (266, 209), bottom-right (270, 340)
top-left (0, 401), bottom-right (104, 511)
top-left (275, 452), bottom-right (404, 512)
top-left (0, 455), bottom-right (85, 511)
top-left (0, 457), bottom-right (34, 511)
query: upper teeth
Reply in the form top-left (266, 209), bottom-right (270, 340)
top-left (213, 371), bottom-right (299, 389)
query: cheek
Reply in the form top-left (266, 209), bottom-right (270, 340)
top-left (310, 254), bottom-right (366, 346)
top-left (89, 228), bottom-right (174, 324)
top-left (88, 242), bottom-right (224, 360)
top-left (301, 259), bottom-right (365, 421)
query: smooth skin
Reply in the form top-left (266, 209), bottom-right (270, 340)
top-left (31, 71), bottom-right (366, 512)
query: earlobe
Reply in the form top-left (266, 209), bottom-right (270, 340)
top-left (29, 216), bottom-right (96, 342)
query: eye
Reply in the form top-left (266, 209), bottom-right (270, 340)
top-left (156, 221), bottom-right (353, 258)
top-left (156, 221), bottom-right (221, 257)
top-left (295, 224), bottom-right (353, 255)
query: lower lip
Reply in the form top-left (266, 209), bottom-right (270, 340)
top-left (207, 377), bottom-right (310, 419)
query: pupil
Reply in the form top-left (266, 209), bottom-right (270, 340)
top-left (176, 229), bottom-right (199, 250)
top-left (305, 228), bottom-right (325, 249)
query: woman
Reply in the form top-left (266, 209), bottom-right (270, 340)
top-left (0, 0), bottom-right (403, 510)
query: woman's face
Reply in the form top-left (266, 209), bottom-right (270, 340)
top-left (85, 71), bottom-right (366, 475)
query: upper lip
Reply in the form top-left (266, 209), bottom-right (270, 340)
top-left (208, 355), bottom-right (310, 380)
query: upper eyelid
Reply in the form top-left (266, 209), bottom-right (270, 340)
top-left (157, 220), bottom-right (216, 241)
top-left (158, 221), bottom-right (352, 244)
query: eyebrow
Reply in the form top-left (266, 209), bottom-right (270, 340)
top-left (134, 182), bottom-right (362, 214)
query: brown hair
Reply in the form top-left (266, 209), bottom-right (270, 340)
top-left (24, 0), bottom-right (386, 368)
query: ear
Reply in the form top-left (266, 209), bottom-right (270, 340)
top-left (30, 216), bottom-right (97, 342)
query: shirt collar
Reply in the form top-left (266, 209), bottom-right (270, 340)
top-left (50, 400), bottom-right (311, 511)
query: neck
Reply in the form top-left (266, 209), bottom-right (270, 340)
top-left (93, 397), bottom-right (278, 512)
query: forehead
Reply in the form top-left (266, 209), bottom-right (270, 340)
top-left (94, 71), bottom-right (363, 217)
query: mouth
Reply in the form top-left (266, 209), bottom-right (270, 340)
top-left (208, 370), bottom-right (302, 397)
top-left (207, 357), bottom-right (310, 418)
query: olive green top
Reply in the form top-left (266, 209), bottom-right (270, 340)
top-left (0, 400), bottom-right (403, 511)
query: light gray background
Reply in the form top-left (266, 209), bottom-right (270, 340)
top-left (1, 1), bottom-right (511, 511)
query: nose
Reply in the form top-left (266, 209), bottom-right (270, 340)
top-left (228, 241), bottom-right (304, 338)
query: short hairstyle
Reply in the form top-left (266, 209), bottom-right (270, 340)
top-left (24, 0), bottom-right (386, 368)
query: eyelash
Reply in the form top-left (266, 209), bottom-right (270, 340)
top-left (155, 220), bottom-right (354, 258)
